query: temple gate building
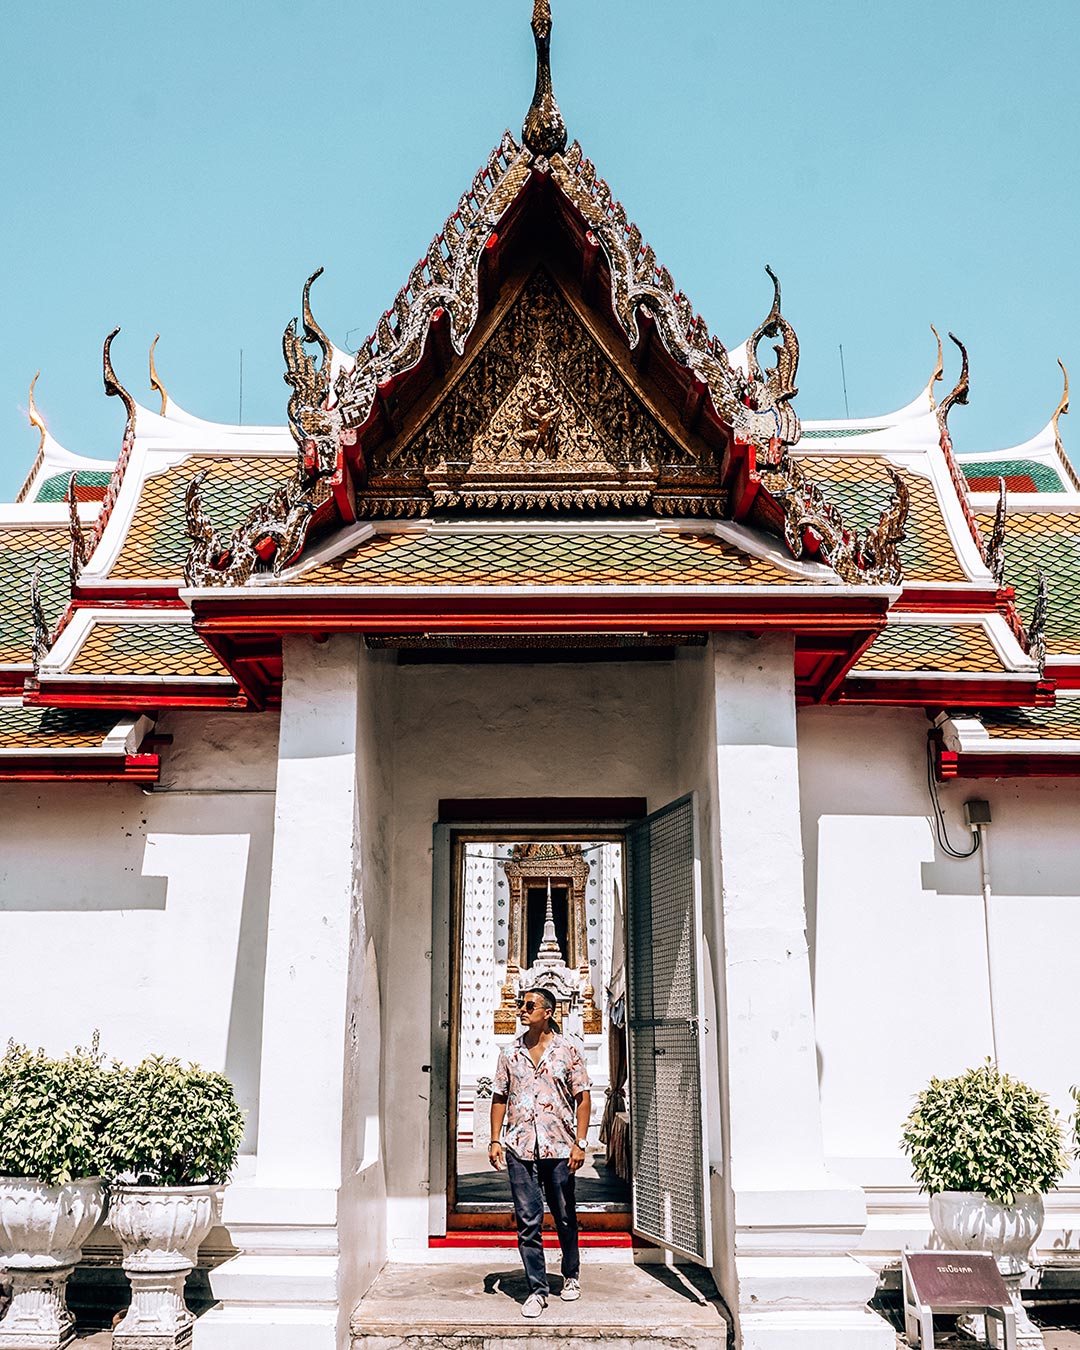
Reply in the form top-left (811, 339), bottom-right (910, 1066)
top-left (1, 6), bottom-right (1078, 1348)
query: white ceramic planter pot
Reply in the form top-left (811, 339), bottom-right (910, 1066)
top-left (106, 1185), bottom-right (223, 1348)
top-left (929, 1190), bottom-right (1046, 1346)
top-left (929, 1190), bottom-right (1044, 1275)
top-left (0, 1176), bottom-right (105, 1349)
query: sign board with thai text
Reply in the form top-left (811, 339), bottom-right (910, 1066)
top-left (902, 1250), bottom-right (1015, 1350)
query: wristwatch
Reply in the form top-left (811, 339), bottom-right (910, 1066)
top-left (575, 1138), bottom-right (588, 1150)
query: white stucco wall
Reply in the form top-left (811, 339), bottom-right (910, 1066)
top-left (0, 709), bottom-right (279, 1148)
top-left (799, 704), bottom-right (1080, 1201)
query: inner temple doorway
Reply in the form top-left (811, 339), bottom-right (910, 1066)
top-left (448, 832), bottom-right (632, 1228)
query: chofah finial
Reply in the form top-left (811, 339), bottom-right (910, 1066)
top-left (523, 0), bottom-right (567, 158)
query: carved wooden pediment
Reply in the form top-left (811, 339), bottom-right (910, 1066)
top-left (355, 270), bottom-right (727, 518)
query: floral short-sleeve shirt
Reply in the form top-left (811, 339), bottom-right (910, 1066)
top-left (493, 1033), bottom-right (591, 1160)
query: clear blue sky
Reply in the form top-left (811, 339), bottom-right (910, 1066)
top-left (2, 1), bottom-right (1077, 498)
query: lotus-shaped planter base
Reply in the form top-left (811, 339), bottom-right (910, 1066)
top-left (0, 1177), bottom-right (106, 1350)
top-left (106, 1185), bottom-right (222, 1348)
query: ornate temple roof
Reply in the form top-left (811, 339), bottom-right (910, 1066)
top-left (0, 1), bottom-right (1077, 773)
top-left (0, 698), bottom-right (157, 781)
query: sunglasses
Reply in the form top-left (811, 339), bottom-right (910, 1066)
top-left (518, 1000), bottom-right (549, 1011)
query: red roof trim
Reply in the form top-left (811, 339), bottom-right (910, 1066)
top-left (0, 753), bottom-right (159, 783)
top-left (190, 589), bottom-right (890, 633)
top-left (941, 750), bottom-right (1080, 779)
top-left (838, 675), bottom-right (1054, 708)
top-left (24, 680), bottom-right (246, 712)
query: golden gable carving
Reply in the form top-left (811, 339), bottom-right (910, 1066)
top-left (357, 271), bottom-right (727, 517)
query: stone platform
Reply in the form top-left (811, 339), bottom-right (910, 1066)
top-left (350, 1260), bottom-right (731, 1349)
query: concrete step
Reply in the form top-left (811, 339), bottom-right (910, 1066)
top-left (193, 1304), bottom-right (337, 1350)
top-left (351, 1260), bottom-right (731, 1349)
top-left (207, 1252), bottom-right (339, 1303)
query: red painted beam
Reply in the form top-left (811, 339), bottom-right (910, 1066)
top-left (892, 586), bottom-right (1002, 614)
top-left (948, 753), bottom-right (1080, 779)
top-left (837, 675), bottom-right (1054, 708)
top-left (0, 754), bottom-right (160, 783)
top-left (191, 591), bottom-right (892, 635)
top-left (69, 587), bottom-right (187, 608)
top-left (25, 682), bottom-right (246, 711)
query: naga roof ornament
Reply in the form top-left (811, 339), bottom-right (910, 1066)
top-left (1023, 569), bottom-right (1049, 672)
top-left (76, 328), bottom-right (141, 568)
top-left (185, 269), bottom-right (344, 587)
top-left (987, 477), bottom-right (1007, 587)
top-left (759, 456), bottom-right (910, 587)
top-left (933, 330), bottom-right (970, 437)
top-left (68, 473), bottom-right (90, 588)
top-left (29, 566), bottom-right (49, 676)
top-left (103, 328), bottom-right (137, 440)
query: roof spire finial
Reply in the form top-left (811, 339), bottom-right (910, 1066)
top-left (27, 372), bottom-right (47, 454)
top-left (523, 0), bottom-right (567, 159)
top-left (149, 334), bottom-right (169, 416)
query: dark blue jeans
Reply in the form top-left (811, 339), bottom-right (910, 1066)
top-left (506, 1151), bottom-right (580, 1296)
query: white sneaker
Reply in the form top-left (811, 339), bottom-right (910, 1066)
top-left (522, 1293), bottom-right (547, 1318)
top-left (561, 1277), bottom-right (580, 1301)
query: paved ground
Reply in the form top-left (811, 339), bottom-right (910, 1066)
top-left (45, 1286), bottom-right (1080, 1347)
top-left (351, 1260), bottom-right (730, 1346)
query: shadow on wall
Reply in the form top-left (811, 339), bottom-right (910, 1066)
top-left (0, 786), bottom-right (273, 1151)
top-left (0, 784), bottom-right (168, 910)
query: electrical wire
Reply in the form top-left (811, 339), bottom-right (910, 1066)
top-left (926, 736), bottom-right (980, 859)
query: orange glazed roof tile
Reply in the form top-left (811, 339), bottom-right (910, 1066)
top-left (975, 509), bottom-right (1080, 657)
top-left (793, 455), bottom-right (967, 583)
top-left (0, 704), bottom-right (126, 750)
top-left (0, 525), bottom-right (70, 665)
top-left (852, 621), bottom-right (1004, 674)
top-left (976, 700), bottom-right (1080, 740)
top-left (109, 455), bottom-right (294, 581)
top-left (285, 528), bottom-right (812, 589)
top-left (66, 620), bottom-right (227, 679)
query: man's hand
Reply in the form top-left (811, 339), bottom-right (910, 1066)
top-left (488, 1141), bottom-right (505, 1171)
top-left (569, 1144), bottom-right (586, 1173)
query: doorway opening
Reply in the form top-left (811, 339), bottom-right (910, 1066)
top-left (448, 831), bottom-right (632, 1229)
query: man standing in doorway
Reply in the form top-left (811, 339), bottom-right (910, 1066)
top-left (489, 986), bottom-right (592, 1318)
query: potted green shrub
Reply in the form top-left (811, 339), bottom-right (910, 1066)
top-left (901, 1062), bottom-right (1067, 1343)
top-left (102, 1057), bottom-right (244, 1349)
top-left (0, 1038), bottom-right (111, 1350)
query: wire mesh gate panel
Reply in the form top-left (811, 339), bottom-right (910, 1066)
top-left (626, 794), bottom-right (711, 1264)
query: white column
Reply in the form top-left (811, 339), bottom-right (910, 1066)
top-left (257, 634), bottom-right (362, 1187)
top-left (707, 633), bottom-right (891, 1350)
top-left (196, 635), bottom-right (365, 1350)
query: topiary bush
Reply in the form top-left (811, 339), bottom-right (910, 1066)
top-left (101, 1056), bottom-right (245, 1186)
top-left (901, 1062), bottom-right (1067, 1207)
top-left (0, 1036), bottom-right (113, 1186)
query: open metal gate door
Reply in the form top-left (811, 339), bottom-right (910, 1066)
top-left (626, 794), bottom-right (712, 1264)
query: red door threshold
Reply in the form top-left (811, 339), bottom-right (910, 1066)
top-left (430, 1232), bottom-right (645, 1249)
